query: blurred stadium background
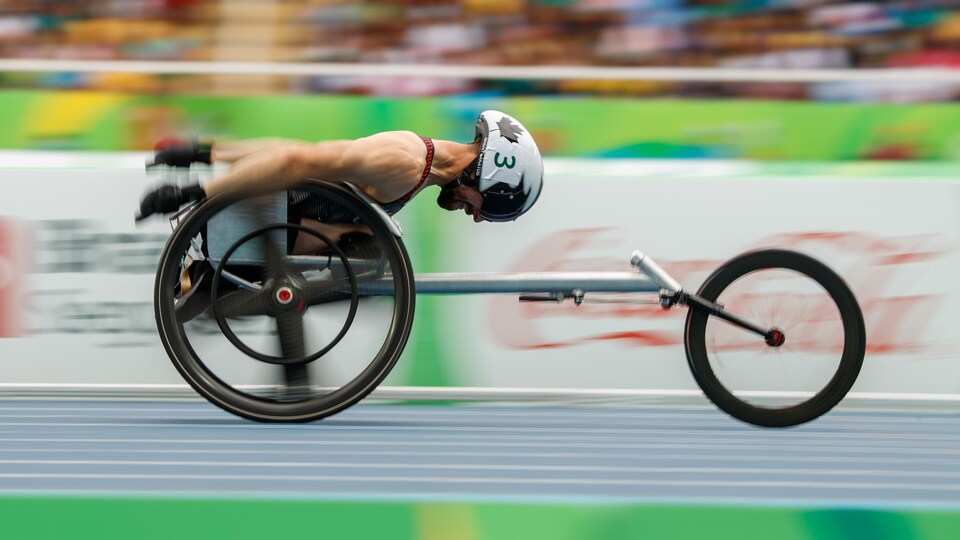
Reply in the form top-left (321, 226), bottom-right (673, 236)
top-left (1, 1), bottom-right (960, 539)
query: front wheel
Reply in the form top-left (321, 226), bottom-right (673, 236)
top-left (684, 249), bottom-right (866, 427)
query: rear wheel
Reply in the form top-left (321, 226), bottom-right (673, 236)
top-left (684, 249), bottom-right (865, 427)
top-left (154, 180), bottom-right (416, 422)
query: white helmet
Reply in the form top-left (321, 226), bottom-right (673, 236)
top-left (472, 110), bottom-right (543, 222)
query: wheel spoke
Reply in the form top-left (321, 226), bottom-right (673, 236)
top-left (303, 276), bottom-right (355, 306)
top-left (216, 287), bottom-right (273, 317)
top-left (276, 309), bottom-right (306, 359)
top-left (275, 304), bottom-right (312, 401)
top-left (281, 363), bottom-right (311, 400)
top-left (261, 232), bottom-right (290, 282)
top-left (175, 291), bottom-right (210, 323)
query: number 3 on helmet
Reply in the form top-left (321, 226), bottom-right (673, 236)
top-left (474, 110), bottom-right (544, 222)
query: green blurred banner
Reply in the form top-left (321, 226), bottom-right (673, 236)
top-left (3, 89), bottom-right (960, 161)
top-left (3, 496), bottom-right (959, 540)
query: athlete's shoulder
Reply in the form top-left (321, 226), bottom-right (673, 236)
top-left (339, 131), bottom-right (425, 181)
top-left (356, 130), bottom-right (422, 146)
top-left (344, 131), bottom-right (420, 157)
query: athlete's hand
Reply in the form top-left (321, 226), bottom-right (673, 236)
top-left (135, 184), bottom-right (206, 221)
top-left (150, 138), bottom-right (212, 168)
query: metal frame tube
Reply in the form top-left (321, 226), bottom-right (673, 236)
top-left (213, 254), bottom-right (676, 298)
top-left (631, 251), bottom-right (682, 293)
top-left (356, 271), bottom-right (661, 296)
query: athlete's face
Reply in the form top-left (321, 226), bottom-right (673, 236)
top-left (437, 184), bottom-right (486, 223)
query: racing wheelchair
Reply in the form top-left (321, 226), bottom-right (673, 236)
top-left (152, 177), bottom-right (866, 428)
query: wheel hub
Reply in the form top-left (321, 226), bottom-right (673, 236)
top-left (765, 328), bottom-right (785, 347)
top-left (275, 286), bottom-right (294, 305)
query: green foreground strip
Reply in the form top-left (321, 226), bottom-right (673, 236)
top-left (2, 496), bottom-right (959, 540)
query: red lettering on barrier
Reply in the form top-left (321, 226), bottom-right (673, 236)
top-left (0, 218), bottom-right (25, 338)
top-left (486, 229), bottom-right (947, 356)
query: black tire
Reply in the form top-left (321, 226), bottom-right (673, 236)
top-left (684, 249), bottom-right (865, 427)
top-left (154, 180), bottom-right (416, 422)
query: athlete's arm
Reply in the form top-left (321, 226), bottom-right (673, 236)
top-left (211, 138), bottom-right (312, 164)
top-left (203, 131), bottom-right (425, 201)
top-left (202, 139), bottom-right (350, 198)
top-left (137, 131), bottom-right (425, 221)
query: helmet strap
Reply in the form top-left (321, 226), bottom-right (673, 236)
top-left (440, 157), bottom-right (479, 192)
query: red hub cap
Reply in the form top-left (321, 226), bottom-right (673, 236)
top-left (275, 287), bottom-right (294, 305)
top-left (765, 329), bottom-right (785, 347)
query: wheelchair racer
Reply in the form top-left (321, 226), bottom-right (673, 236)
top-left (136, 110), bottom-right (544, 250)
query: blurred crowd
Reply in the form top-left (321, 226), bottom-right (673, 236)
top-left (0, 0), bottom-right (959, 100)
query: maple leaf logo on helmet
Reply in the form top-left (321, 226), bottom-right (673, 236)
top-left (496, 116), bottom-right (524, 143)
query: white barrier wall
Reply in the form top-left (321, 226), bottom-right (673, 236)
top-left (438, 166), bottom-right (960, 398)
top-left (0, 152), bottom-right (958, 400)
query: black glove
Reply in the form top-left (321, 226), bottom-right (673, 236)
top-left (135, 184), bottom-right (206, 221)
top-left (151, 138), bottom-right (212, 168)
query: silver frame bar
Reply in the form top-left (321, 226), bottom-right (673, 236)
top-left (216, 256), bottom-right (675, 298)
top-left (356, 271), bottom-right (661, 296)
